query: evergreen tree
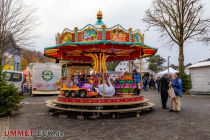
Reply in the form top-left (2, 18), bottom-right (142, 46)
top-left (0, 76), bottom-right (24, 117)
top-left (147, 55), bottom-right (166, 73)
top-left (180, 72), bottom-right (192, 94)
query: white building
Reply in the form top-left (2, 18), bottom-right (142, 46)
top-left (115, 61), bottom-right (129, 73)
top-left (188, 61), bottom-right (210, 93)
top-left (115, 59), bottom-right (150, 73)
top-left (133, 59), bottom-right (150, 73)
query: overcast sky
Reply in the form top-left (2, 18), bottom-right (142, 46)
top-left (27, 0), bottom-right (210, 65)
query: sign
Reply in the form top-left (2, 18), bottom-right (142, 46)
top-left (42, 70), bottom-right (53, 81)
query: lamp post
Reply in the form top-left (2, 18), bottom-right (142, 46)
top-left (168, 56), bottom-right (171, 73)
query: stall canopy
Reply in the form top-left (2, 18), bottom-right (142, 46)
top-left (156, 67), bottom-right (178, 77)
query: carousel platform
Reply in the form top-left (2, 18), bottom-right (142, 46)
top-left (46, 95), bottom-right (155, 119)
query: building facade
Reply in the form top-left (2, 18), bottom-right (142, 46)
top-left (2, 35), bottom-right (21, 71)
top-left (189, 61), bottom-right (210, 93)
top-left (115, 59), bottom-right (149, 73)
top-left (115, 61), bottom-right (129, 73)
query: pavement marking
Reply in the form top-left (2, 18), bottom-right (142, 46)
top-left (21, 102), bottom-right (45, 105)
top-left (21, 113), bottom-right (47, 116)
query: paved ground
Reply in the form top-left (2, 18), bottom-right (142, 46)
top-left (1, 91), bottom-right (210, 140)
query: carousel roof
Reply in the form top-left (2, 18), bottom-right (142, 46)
top-left (44, 11), bottom-right (157, 62)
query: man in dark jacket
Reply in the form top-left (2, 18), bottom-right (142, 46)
top-left (156, 77), bottom-right (160, 92)
top-left (160, 74), bottom-right (169, 109)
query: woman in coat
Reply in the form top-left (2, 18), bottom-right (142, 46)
top-left (170, 72), bottom-right (182, 113)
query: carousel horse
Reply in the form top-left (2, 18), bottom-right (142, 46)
top-left (94, 75), bottom-right (115, 97)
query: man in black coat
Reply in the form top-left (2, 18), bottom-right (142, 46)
top-left (156, 77), bottom-right (160, 92)
top-left (160, 74), bottom-right (169, 109)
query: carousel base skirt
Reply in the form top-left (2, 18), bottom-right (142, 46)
top-left (46, 96), bottom-right (155, 118)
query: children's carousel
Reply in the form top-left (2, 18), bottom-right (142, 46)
top-left (44, 11), bottom-right (157, 119)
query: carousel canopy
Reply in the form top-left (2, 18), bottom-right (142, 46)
top-left (44, 11), bottom-right (157, 62)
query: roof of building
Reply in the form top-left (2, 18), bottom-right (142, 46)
top-left (185, 63), bottom-right (192, 67)
top-left (188, 61), bottom-right (210, 68)
top-left (204, 58), bottom-right (210, 61)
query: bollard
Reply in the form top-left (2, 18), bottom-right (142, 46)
top-left (112, 113), bottom-right (116, 119)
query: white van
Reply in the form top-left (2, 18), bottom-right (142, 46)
top-left (3, 70), bottom-right (24, 92)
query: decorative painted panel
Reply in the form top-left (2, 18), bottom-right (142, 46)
top-left (56, 32), bottom-right (73, 44)
top-left (110, 28), bottom-right (126, 42)
top-left (133, 33), bottom-right (144, 43)
top-left (82, 28), bottom-right (97, 41)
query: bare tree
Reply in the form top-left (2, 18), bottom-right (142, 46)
top-left (0, 0), bottom-right (38, 78)
top-left (143, 0), bottom-right (210, 73)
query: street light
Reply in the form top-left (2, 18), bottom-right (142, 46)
top-left (168, 56), bottom-right (171, 73)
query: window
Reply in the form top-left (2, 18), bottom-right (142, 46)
top-left (12, 73), bottom-right (22, 82)
top-left (3, 72), bottom-right (22, 82)
top-left (120, 68), bottom-right (122, 70)
top-left (4, 72), bottom-right (12, 81)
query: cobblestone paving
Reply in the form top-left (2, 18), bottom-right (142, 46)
top-left (1, 91), bottom-right (210, 140)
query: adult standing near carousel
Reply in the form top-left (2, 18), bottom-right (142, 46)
top-left (170, 72), bottom-right (182, 113)
top-left (160, 74), bottom-right (169, 109)
top-left (132, 69), bottom-right (141, 88)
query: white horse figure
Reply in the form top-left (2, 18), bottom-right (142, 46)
top-left (94, 75), bottom-right (115, 97)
